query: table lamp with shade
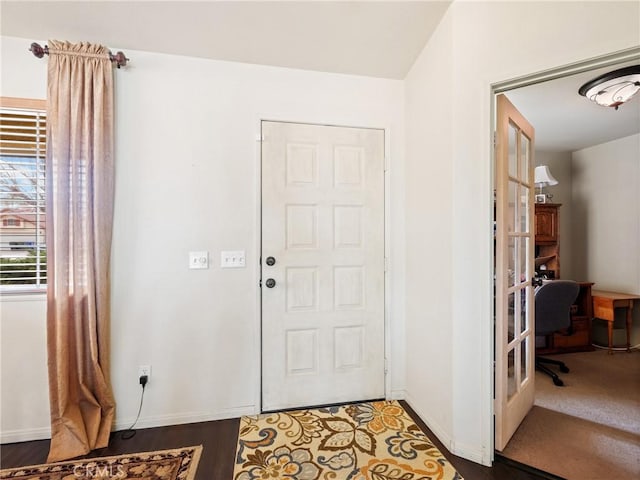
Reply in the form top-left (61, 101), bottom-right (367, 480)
top-left (534, 165), bottom-right (558, 203)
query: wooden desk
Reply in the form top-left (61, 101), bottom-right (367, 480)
top-left (592, 290), bottom-right (640, 354)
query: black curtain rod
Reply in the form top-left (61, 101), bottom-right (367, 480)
top-left (29, 42), bottom-right (129, 68)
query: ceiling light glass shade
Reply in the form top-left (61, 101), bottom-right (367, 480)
top-left (578, 65), bottom-right (640, 109)
top-left (534, 165), bottom-right (558, 187)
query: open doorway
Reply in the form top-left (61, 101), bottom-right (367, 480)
top-left (492, 48), bottom-right (640, 478)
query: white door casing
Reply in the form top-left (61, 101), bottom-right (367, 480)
top-left (495, 94), bottom-right (536, 451)
top-left (261, 121), bottom-right (385, 411)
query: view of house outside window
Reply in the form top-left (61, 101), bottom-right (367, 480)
top-left (0, 100), bottom-right (47, 292)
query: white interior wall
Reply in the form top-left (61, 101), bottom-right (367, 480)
top-left (403, 9), bottom-right (454, 448)
top-left (571, 133), bottom-right (640, 346)
top-left (0, 38), bottom-right (51, 442)
top-left (0, 35), bottom-right (406, 442)
top-left (0, 296), bottom-right (49, 437)
top-left (403, 0), bottom-right (639, 465)
top-left (534, 151), bottom-right (573, 279)
top-left (534, 138), bottom-right (640, 347)
top-left (1, 0), bottom-right (639, 466)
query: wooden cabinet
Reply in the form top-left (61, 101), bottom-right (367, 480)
top-left (535, 203), bottom-right (560, 278)
top-left (534, 204), bottom-right (594, 354)
top-left (535, 204), bottom-right (559, 243)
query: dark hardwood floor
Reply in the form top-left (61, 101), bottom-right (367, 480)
top-left (1, 401), bottom-right (558, 479)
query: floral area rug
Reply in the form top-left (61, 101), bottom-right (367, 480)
top-left (234, 400), bottom-right (462, 480)
top-left (0, 445), bottom-right (202, 480)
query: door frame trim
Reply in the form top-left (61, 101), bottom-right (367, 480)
top-left (253, 116), bottom-right (394, 413)
top-left (489, 45), bottom-right (640, 457)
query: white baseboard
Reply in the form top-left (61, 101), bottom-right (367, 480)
top-left (113, 405), bottom-right (257, 432)
top-left (2, 402), bottom-right (488, 464)
top-left (1, 405), bottom-right (257, 445)
top-left (403, 393), bottom-right (486, 465)
top-left (389, 389), bottom-right (406, 400)
top-left (449, 439), bottom-right (487, 465)
top-left (403, 393), bottom-right (454, 452)
top-left (1, 426), bottom-right (51, 444)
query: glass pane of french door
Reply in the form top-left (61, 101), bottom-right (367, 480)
top-left (506, 123), bottom-right (533, 386)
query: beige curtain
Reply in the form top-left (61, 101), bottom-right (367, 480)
top-left (46, 40), bottom-right (116, 462)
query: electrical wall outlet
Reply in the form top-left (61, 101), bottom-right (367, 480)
top-left (189, 251), bottom-right (209, 269)
top-left (138, 365), bottom-right (151, 381)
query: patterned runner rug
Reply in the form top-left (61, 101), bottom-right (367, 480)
top-left (234, 400), bottom-right (462, 479)
top-left (0, 445), bottom-right (202, 480)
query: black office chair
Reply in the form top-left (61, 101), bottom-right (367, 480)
top-left (535, 280), bottom-right (579, 386)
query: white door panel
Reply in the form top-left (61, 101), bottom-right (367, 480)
top-left (261, 121), bottom-right (385, 411)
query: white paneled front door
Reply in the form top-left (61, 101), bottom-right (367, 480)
top-left (261, 121), bottom-right (385, 411)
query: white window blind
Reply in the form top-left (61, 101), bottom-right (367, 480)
top-left (0, 104), bottom-right (47, 291)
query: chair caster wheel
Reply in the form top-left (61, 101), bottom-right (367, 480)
top-left (553, 377), bottom-right (564, 387)
top-left (560, 365), bottom-right (570, 373)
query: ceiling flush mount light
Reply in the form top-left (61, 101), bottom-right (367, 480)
top-left (578, 65), bottom-right (640, 110)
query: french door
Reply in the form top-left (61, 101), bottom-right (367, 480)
top-left (495, 94), bottom-right (536, 451)
top-left (261, 121), bottom-right (385, 412)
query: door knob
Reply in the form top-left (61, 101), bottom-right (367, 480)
top-left (265, 278), bottom-right (276, 288)
top-left (266, 256), bottom-right (276, 266)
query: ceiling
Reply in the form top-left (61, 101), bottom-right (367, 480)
top-left (506, 61), bottom-right (640, 152)
top-left (0, 0), bottom-right (452, 80)
top-left (1, 1), bottom-right (638, 152)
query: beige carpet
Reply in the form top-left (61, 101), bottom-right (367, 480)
top-left (502, 349), bottom-right (640, 479)
top-left (233, 400), bottom-right (462, 479)
top-left (0, 446), bottom-right (202, 480)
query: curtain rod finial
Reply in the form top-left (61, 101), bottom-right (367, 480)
top-left (29, 42), bottom-right (48, 58)
top-left (112, 51), bottom-right (129, 68)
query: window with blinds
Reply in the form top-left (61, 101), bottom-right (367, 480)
top-left (0, 99), bottom-right (47, 291)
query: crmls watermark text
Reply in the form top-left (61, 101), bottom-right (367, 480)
top-left (72, 465), bottom-right (126, 478)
